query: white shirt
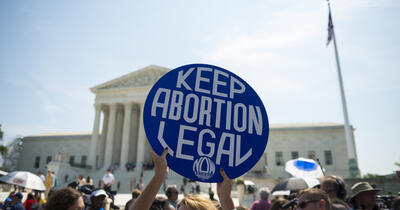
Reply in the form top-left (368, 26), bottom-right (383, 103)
top-left (102, 173), bottom-right (115, 185)
top-left (40, 174), bottom-right (46, 182)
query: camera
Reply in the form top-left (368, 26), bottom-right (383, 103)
top-left (376, 194), bottom-right (395, 209)
top-left (67, 182), bottom-right (119, 210)
top-left (282, 198), bottom-right (298, 209)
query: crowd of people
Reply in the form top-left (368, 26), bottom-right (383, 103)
top-left (2, 191), bottom-right (46, 210)
top-left (239, 176), bottom-right (400, 210)
top-left (123, 149), bottom-right (400, 210)
top-left (1, 149), bottom-right (400, 210)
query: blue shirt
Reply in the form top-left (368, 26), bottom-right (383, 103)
top-left (11, 202), bottom-right (25, 210)
top-left (3, 197), bottom-right (12, 208)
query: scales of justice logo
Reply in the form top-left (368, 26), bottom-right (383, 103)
top-left (193, 156), bottom-right (215, 180)
top-left (143, 64), bottom-right (269, 182)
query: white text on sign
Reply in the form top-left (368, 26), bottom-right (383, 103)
top-left (150, 67), bottom-right (264, 168)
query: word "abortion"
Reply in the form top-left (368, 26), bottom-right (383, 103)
top-left (151, 67), bottom-right (264, 136)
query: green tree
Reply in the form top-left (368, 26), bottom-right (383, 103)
top-left (362, 173), bottom-right (385, 179)
top-left (0, 145), bottom-right (7, 159)
top-left (0, 145), bottom-right (7, 167)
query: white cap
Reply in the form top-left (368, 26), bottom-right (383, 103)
top-left (91, 189), bottom-right (108, 198)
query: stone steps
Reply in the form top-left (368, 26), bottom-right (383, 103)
top-left (88, 168), bottom-right (213, 194)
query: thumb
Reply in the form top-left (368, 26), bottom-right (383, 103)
top-left (161, 147), bottom-right (168, 158)
top-left (219, 168), bottom-right (229, 181)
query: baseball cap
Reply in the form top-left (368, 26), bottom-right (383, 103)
top-left (14, 192), bottom-right (23, 199)
top-left (91, 189), bottom-right (108, 198)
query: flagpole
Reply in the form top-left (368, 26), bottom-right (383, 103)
top-left (327, 0), bottom-right (360, 178)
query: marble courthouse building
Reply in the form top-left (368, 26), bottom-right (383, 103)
top-left (17, 65), bottom-right (360, 192)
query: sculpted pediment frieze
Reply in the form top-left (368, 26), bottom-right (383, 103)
top-left (92, 65), bottom-right (170, 92)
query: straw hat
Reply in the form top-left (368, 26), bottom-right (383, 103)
top-left (349, 182), bottom-right (380, 201)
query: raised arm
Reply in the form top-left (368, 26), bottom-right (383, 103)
top-left (217, 169), bottom-right (235, 210)
top-left (130, 148), bottom-right (168, 210)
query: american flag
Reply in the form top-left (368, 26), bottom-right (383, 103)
top-left (326, 11), bottom-right (334, 46)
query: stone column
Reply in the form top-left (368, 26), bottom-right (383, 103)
top-left (99, 108), bottom-right (109, 168)
top-left (112, 107), bottom-right (123, 164)
top-left (120, 102), bottom-right (132, 168)
top-left (88, 104), bottom-right (102, 168)
top-left (128, 105), bottom-right (139, 163)
top-left (104, 103), bottom-right (117, 168)
top-left (136, 103), bottom-right (146, 170)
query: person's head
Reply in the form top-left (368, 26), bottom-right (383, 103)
top-left (209, 191), bottom-right (215, 200)
top-left (86, 176), bottom-right (91, 182)
top-left (270, 198), bottom-right (289, 210)
top-left (392, 196), bottom-right (400, 210)
top-left (177, 195), bottom-right (218, 210)
top-left (34, 191), bottom-right (42, 200)
top-left (349, 182), bottom-right (380, 209)
top-left (106, 169), bottom-right (111, 174)
top-left (90, 189), bottom-right (108, 210)
top-left (14, 192), bottom-right (23, 202)
top-left (7, 191), bottom-right (15, 198)
top-left (297, 188), bottom-right (331, 210)
top-left (259, 187), bottom-right (270, 201)
top-left (44, 187), bottom-right (84, 210)
top-left (132, 189), bottom-right (142, 199)
top-left (27, 192), bottom-right (34, 200)
top-left (47, 170), bottom-right (52, 175)
top-left (48, 188), bottom-right (56, 198)
top-left (78, 175), bottom-right (83, 180)
top-left (165, 185), bottom-right (179, 203)
top-left (321, 176), bottom-right (346, 200)
top-left (150, 196), bottom-right (174, 210)
top-left (38, 172), bottom-right (43, 176)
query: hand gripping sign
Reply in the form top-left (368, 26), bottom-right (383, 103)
top-left (143, 64), bottom-right (269, 182)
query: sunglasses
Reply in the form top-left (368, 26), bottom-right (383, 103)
top-left (297, 199), bottom-right (320, 209)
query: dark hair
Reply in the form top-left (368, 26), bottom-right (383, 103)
top-left (47, 188), bottom-right (56, 199)
top-left (150, 196), bottom-right (170, 210)
top-left (132, 189), bottom-right (142, 198)
top-left (270, 198), bottom-right (289, 210)
top-left (14, 192), bottom-right (23, 200)
top-left (43, 188), bottom-right (82, 210)
top-left (34, 191), bottom-right (42, 200)
top-left (392, 196), bottom-right (400, 210)
top-left (27, 192), bottom-right (34, 200)
top-left (8, 191), bottom-right (15, 198)
top-left (322, 175), bottom-right (346, 199)
top-left (165, 185), bottom-right (177, 198)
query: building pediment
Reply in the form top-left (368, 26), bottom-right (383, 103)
top-left (91, 65), bottom-right (170, 93)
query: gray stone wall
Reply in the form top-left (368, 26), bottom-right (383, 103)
top-left (18, 123), bottom-right (355, 180)
top-left (17, 134), bottom-right (91, 173)
top-left (252, 123), bottom-right (351, 179)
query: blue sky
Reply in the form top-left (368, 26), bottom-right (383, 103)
top-left (0, 0), bottom-right (399, 175)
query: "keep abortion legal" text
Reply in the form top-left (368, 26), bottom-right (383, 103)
top-left (150, 67), bottom-right (265, 167)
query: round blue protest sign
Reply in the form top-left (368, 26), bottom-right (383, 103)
top-left (143, 64), bottom-right (269, 182)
